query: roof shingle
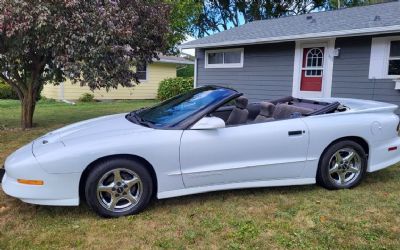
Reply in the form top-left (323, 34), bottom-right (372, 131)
top-left (181, 1), bottom-right (400, 48)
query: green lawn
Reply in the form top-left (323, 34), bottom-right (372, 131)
top-left (1, 99), bottom-right (400, 249)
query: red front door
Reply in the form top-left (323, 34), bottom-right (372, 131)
top-left (300, 47), bottom-right (324, 92)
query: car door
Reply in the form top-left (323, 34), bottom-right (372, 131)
top-left (179, 118), bottom-right (309, 188)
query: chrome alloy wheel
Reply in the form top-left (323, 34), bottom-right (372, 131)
top-left (328, 148), bottom-right (362, 186)
top-left (96, 168), bottom-right (143, 212)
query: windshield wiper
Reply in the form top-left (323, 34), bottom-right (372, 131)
top-left (126, 110), bottom-right (154, 128)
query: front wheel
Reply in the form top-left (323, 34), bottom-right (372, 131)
top-left (317, 140), bottom-right (367, 190)
top-left (85, 158), bottom-right (153, 218)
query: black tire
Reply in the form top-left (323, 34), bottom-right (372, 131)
top-left (85, 158), bottom-right (153, 218)
top-left (317, 140), bottom-right (367, 190)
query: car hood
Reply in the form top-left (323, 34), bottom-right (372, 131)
top-left (32, 113), bottom-right (151, 156)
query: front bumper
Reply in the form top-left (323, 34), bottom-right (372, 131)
top-left (2, 172), bottom-right (80, 206)
top-left (1, 142), bottom-right (81, 206)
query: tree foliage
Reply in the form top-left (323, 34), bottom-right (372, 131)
top-left (186, 0), bottom-right (388, 38)
top-left (166, 0), bottom-right (203, 53)
top-left (328, 0), bottom-right (385, 9)
top-left (0, 0), bottom-right (172, 128)
top-left (190, 0), bottom-right (327, 37)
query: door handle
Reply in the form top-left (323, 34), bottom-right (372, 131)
top-left (288, 130), bottom-right (304, 136)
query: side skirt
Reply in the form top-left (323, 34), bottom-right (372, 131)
top-left (157, 178), bottom-right (315, 199)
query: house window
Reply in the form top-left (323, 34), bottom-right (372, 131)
top-left (137, 63), bottom-right (147, 81)
top-left (305, 48), bottom-right (324, 77)
top-left (369, 36), bottom-right (400, 79)
top-left (388, 40), bottom-right (400, 76)
top-left (205, 48), bottom-right (243, 68)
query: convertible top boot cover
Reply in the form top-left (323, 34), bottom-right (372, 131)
top-left (226, 97), bottom-right (249, 125)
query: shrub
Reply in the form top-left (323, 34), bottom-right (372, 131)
top-left (78, 93), bottom-right (95, 102)
top-left (0, 80), bottom-right (42, 100)
top-left (157, 77), bottom-right (193, 101)
top-left (0, 81), bottom-right (19, 99)
top-left (177, 64), bottom-right (194, 78)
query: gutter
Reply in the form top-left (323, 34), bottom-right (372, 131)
top-left (157, 59), bottom-right (194, 65)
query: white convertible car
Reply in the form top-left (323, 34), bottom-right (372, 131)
top-left (2, 86), bottom-right (400, 217)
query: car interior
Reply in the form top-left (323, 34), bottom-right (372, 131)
top-left (210, 95), bottom-right (346, 126)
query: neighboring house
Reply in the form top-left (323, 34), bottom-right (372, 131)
top-left (42, 55), bottom-right (193, 100)
top-left (181, 1), bottom-right (400, 113)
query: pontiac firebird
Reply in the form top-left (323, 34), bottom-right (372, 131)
top-left (2, 86), bottom-right (400, 217)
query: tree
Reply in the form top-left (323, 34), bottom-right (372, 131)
top-left (191, 0), bottom-right (326, 37)
top-left (328, 0), bottom-right (385, 9)
top-left (0, 0), bottom-right (172, 129)
top-left (165, 0), bottom-right (203, 53)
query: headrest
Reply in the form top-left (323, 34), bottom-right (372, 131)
top-left (235, 96), bottom-right (248, 109)
top-left (273, 103), bottom-right (314, 119)
top-left (259, 102), bottom-right (275, 117)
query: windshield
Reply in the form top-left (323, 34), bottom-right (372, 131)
top-left (135, 86), bottom-right (236, 127)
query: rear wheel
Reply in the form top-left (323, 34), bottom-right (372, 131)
top-left (85, 158), bottom-right (153, 218)
top-left (317, 140), bottom-right (367, 190)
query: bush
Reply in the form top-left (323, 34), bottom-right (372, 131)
top-left (78, 93), bottom-right (95, 102)
top-left (157, 77), bottom-right (193, 101)
top-left (177, 64), bottom-right (194, 78)
top-left (0, 81), bottom-right (19, 99)
top-left (0, 80), bottom-right (42, 100)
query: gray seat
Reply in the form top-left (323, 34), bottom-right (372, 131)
top-left (254, 101), bottom-right (275, 122)
top-left (226, 96), bottom-right (249, 125)
top-left (272, 103), bottom-right (314, 120)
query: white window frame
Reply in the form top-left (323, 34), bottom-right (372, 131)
top-left (369, 36), bottom-right (400, 79)
top-left (205, 48), bottom-right (244, 68)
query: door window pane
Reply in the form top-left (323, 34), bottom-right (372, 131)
top-left (306, 48), bottom-right (324, 68)
top-left (208, 52), bottom-right (223, 64)
top-left (223, 51), bottom-right (241, 63)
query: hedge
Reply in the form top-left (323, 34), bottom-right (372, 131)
top-left (157, 77), bottom-right (193, 101)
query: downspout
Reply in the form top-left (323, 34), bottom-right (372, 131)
top-left (59, 81), bottom-right (64, 100)
top-left (194, 50), bottom-right (198, 88)
top-left (59, 81), bottom-right (75, 105)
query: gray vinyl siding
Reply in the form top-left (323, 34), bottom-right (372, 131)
top-left (332, 35), bottom-right (400, 114)
top-left (196, 42), bottom-right (295, 101)
top-left (195, 35), bottom-right (400, 113)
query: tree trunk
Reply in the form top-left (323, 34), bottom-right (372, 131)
top-left (20, 89), bottom-right (36, 129)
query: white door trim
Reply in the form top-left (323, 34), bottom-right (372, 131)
top-left (292, 39), bottom-right (335, 98)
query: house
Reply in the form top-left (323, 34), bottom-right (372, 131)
top-left (181, 1), bottom-right (400, 113)
top-left (42, 55), bottom-right (193, 100)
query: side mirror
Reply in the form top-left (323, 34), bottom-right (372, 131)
top-left (191, 117), bottom-right (225, 130)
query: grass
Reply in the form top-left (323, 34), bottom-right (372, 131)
top-left (1, 99), bottom-right (400, 249)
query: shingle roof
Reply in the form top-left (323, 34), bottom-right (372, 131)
top-left (181, 1), bottom-right (400, 49)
